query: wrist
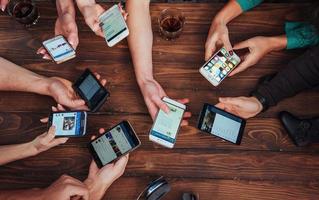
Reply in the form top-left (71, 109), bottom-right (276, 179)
top-left (251, 93), bottom-right (268, 112)
top-left (268, 35), bottom-right (287, 51)
top-left (136, 74), bottom-right (154, 86)
top-left (76, 0), bottom-right (96, 14)
top-left (56, 0), bottom-right (75, 17)
top-left (84, 178), bottom-right (111, 200)
top-left (214, 0), bottom-right (243, 25)
top-left (26, 141), bottom-right (40, 157)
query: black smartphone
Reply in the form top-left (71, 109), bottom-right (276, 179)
top-left (73, 68), bottom-right (110, 112)
top-left (197, 103), bottom-right (246, 145)
top-left (88, 121), bottom-right (141, 168)
top-left (48, 111), bottom-right (87, 137)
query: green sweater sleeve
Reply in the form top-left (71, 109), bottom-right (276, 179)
top-left (285, 22), bottom-right (319, 49)
top-left (236, 0), bottom-right (263, 12)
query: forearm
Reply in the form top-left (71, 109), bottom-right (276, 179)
top-left (214, 0), bottom-right (243, 25)
top-left (255, 45), bottom-right (319, 106)
top-left (75, 0), bottom-right (96, 13)
top-left (0, 142), bottom-right (37, 166)
top-left (0, 57), bottom-right (51, 95)
top-left (126, 0), bottom-right (153, 85)
top-left (268, 35), bottom-right (288, 51)
top-left (56, 0), bottom-right (76, 17)
top-left (0, 188), bottom-right (43, 200)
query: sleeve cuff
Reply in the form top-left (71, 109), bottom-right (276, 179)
top-left (236, 0), bottom-right (263, 12)
top-left (285, 22), bottom-right (319, 49)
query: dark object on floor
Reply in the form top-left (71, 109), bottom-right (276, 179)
top-left (137, 177), bottom-right (171, 200)
top-left (182, 192), bottom-right (198, 200)
top-left (280, 111), bottom-right (319, 146)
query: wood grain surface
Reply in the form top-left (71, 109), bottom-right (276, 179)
top-left (0, 2), bottom-right (318, 200)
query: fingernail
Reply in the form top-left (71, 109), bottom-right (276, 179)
top-left (43, 55), bottom-right (50, 60)
top-left (229, 50), bottom-right (234, 55)
top-left (1, 6), bottom-right (5, 12)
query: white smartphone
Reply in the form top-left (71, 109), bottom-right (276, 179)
top-left (99, 4), bottom-right (129, 47)
top-left (199, 47), bottom-right (241, 86)
top-left (42, 35), bottom-right (76, 64)
top-left (149, 97), bottom-right (186, 148)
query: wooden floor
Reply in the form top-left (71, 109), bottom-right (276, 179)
top-left (0, 2), bottom-right (319, 200)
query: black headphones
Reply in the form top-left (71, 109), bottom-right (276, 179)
top-left (137, 177), bottom-right (171, 200)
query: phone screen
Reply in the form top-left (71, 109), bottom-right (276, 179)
top-left (150, 100), bottom-right (185, 144)
top-left (199, 104), bottom-right (244, 143)
top-left (51, 112), bottom-right (84, 136)
top-left (99, 5), bottom-right (127, 42)
top-left (202, 47), bottom-right (240, 84)
top-left (78, 73), bottom-right (102, 101)
top-left (91, 122), bottom-right (139, 166)
top-left (43, 36), bottom-right (75, 62)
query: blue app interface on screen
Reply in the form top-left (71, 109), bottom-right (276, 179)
top-left (200, 105), bottom-right (242, 143)
top-left (52, 112), bottom-right (82, 136)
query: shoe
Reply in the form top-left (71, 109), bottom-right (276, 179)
top-left (279, 111), bottom-right (319, 147)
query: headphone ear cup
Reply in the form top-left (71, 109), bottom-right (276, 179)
top-left (147, 182), bottom-right (171, 200)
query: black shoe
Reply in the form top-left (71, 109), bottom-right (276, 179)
top-left (279, 111), bottom-right (319, 147)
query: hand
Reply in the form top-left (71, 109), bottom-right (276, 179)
top-left (139, 79), bottom-right (191, 124)
top-left (229, 36), bottom-right (287, 76)
top-left (37, 12), bottom-right (78, 60)
top-left (31, 126), bottom-right (68, 155)
top-left (205, 20), bottom-right (232, 61)
top-left (84, 128), bottom-right (129, 200)
top-left (41, 175), bottom-right (89, 200)
top-left (46, 77), bottom-right (87, 110)
top-left (80, 3), bottom-right (128, 38)
top-left (215, 96), bottom-right (263, 119)
top-left (0, 0), bottom-right (8, 11)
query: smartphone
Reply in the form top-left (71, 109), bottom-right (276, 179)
top-left (149, 97), bottom-right (186, 148)
top-left (88, 121), bottom-right (141, 168)
top-left (99, 4), bottom-right (129, 47)
top-left (197, 103), bottom-right (246, 145)
top-left (199, 47), bottom-right (241, 86)
top-left (42, 35), bottom-right (76, 64)
top-left (48, 111), bottom-right (87, 137)
top-left (73, 68), bottom-right (110, 112)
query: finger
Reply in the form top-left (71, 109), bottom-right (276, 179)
top-left (233, 40), bottom-right (250, 50)
top-left (228, 55), bottom-right (254, 76)
top-left (91, 135), bottom-right (97, 140)
top-left (66, 184), bottom-right (89, 200)
top-left (94, 73), bottom-right (101, 80)
top-left (215, 102), bottom-right (225, 110)
top-left (95, 29), bottom-right (105, 38)
top-left (219, 97), bottom-right (242, 107)
top-left (37, 47), bottom-right (46, 55)
top-left (43, 126), bottom-right (56, 142)
top-left (67, 99), bottom-right (86, 109)
top-left (101, 79), bottom-right (107, 86)
top-left (114, 154), bottom-right (129, 168)
top-left (57, 104), bottom-right (66, 111)
top-left (222, 34), bottom-right (233, 52)
top-left (177, 98), bottom-right (190, 105)
top-left (67, 32), bottom-right (79, 50)
top-left (183, 112), bottom-right (192, 118)
top-left (51, 106), bottom-right (58, 112)
top-left (152, 96), bottom-right (170, 114)
top-left (40, 117), bottom-right (48, 123)
top-left (42, 54), bottom-right (51, 60)
top-left (205, 36), bottom-right (218, 61)
top-left (49, 137), bottom-right (68, 147)
top-left (181, 120), bottom-right (189, 126)
top-left (99, 128), bottom-right (105, 134)
top-left (145, 99), bottom-right (159, 121)
top-left (1, 0), bottom-right (8, 11)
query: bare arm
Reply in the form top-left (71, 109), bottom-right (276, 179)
top-left (0, 189), bottom-right (43, 200)
top-left (0, 142), bottom-right (36, 166)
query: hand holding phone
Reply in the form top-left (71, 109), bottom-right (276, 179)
top-left (88, 121), bottom-right (140, 168)
top-left (197, 103), bottom-right (246, 145)
top-left (200, 47), bottom-right (241, 86)
top-left (73, 69), bottom-right (109, 112)
top-left (99, 4), bottom-right (129, 47)
top-left (149, 97), bottom-right (186, 148)
top-left (42, 35), bottom-right (76, 64)
top-left (48, 111), bottom-right (87, 137)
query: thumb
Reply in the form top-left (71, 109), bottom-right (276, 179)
top-left (67, 32), bottom-right (79, 50)
top-left (222, 35), bottom-right (232, 52)
top-left (152, 97), bottom-right (170, 114)
top-left (229, 53), bottom-right (254, 76)
top-left (219, 97), bottom-right (242, 106)
top-left (41, 126), bottom-right (56, 142)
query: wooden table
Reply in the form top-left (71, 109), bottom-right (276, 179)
top-left (0, 2), bottom-right (319, 200)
